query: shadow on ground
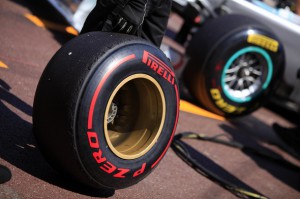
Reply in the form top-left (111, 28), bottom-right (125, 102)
top-left (224, 116), bottom-right (300, 191)
top-left (0, 79), bottom-right (114, 197)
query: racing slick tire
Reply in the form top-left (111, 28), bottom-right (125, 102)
top-left (183, 14), bottom-right (285, 117)
top-left (33, 32), bottom-right (179, 190)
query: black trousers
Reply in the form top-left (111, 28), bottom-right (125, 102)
top-left (80, 0), bottom-right (172, 47)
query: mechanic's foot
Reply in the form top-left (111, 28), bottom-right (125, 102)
top-left (0, 164), bottom-right (12, 184)
top-left (273, 123), bottom-right (300, 159)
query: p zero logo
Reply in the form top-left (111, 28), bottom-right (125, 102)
top-left (142, 50), bottom-right (175, 85)
top-left (87, 131), bottom-right (146, 178)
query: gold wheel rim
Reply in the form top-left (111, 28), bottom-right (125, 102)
top-left (104, 74), bottom-right (166, 160)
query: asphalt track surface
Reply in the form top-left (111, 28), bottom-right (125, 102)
top-left (0, 0), bottom-right (300, 198)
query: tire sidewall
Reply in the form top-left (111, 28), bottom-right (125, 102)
top-left (75, 43), bottom-right (179, 189)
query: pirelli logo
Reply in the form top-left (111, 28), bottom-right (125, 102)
top-left (142, 50), bottom-right (175, 85)
top-left (247, 34), bottom-right (279, 52)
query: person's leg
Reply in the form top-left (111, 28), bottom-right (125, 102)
top-left (81, 0), bottom-right (149, 36)
top-left (109, 0), bottom-right (148, 34)
top-left (81, 0), bottom-right (172, 47)
top-left (141, 0), bottom-right (172, 47)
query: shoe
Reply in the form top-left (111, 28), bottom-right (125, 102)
top-left (273, 123), bottom-right (300, 159)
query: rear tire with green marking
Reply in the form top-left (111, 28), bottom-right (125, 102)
top-left (183, 14), bottom-right (285, 117)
